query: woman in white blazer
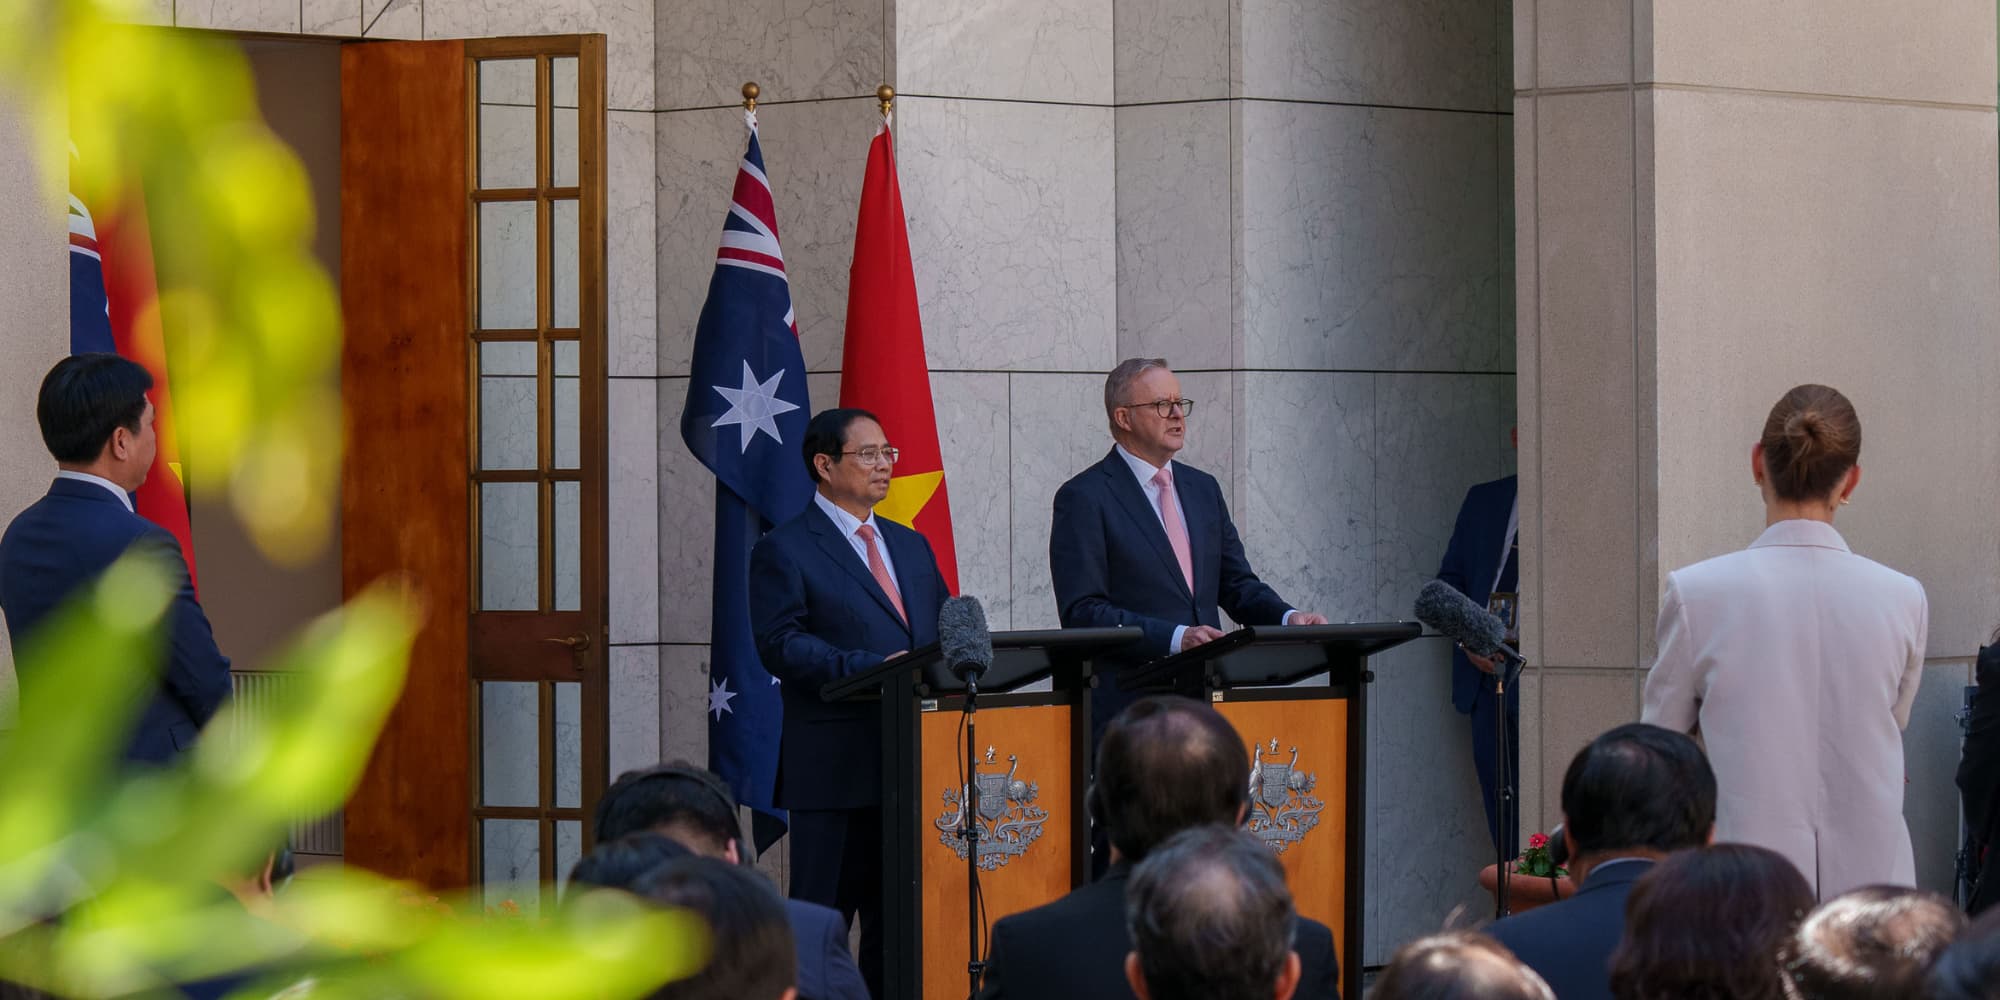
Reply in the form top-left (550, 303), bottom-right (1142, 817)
top-left (1641, 384), bottom-right (1927, 899)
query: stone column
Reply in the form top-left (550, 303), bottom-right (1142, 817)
top-left (1516, 1), bottom-right (2000, 890)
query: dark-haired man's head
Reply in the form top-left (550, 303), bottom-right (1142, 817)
top-left (1785, 886), bottom-right (1964, 1000)
top-left (1094, 695), bottom-right (1249, 863)
top-left (1123, 825), bottom-right (1300, 1000)
top-left (1371, 932), bottom-right (1555, 1000)
top-left (1926, 906), bottom-right (2000, 1000)
top-left (800, 407), bottom-right (891, 516)
top-left (568, 832), bottom-right (692, 895)
top-left (1560, 723), bottom-right (1715, 870)
top-left (36, 353), bottom-right (156, 491)
top-left (635, 856), bottom-right (796, 1000)
top-left (593, 762), bottom-right (745, 863)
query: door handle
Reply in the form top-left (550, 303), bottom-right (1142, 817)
top-left (543, 632), bottom-right (592, 652)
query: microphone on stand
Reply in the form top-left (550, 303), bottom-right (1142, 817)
top-left (1412, 580), bottom-right (1521, 666)
top-left (939, 594), bottom-right (994, 685)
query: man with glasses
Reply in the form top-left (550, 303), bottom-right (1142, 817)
top-left (1049, 358), bottom-right (1325, 761)
top-left (750, 407), bottom-right (951, 998)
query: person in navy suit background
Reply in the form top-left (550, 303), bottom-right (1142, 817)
top-left (0, 353), bottom-right (230, 764)
top-left (750, 407), bottom-right (949, 999)
top-left (1049, 357), bottom-right (1324, 746)
top-left (1435, 428), bottom-right (1520, 859)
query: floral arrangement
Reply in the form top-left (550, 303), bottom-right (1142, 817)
top-left (1515, 832), bottom-right (1568, 879)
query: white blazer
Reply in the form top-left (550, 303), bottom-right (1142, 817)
top-left (1641, 519), bottom-right (1927, 898)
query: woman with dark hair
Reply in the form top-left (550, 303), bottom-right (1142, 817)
top-left (1609, 844), bottom-right (1814, 1000)
top-left (1641, 385), bottom-right (1927, 897)
top-left (1960, 624), bottom-right (2000, 914)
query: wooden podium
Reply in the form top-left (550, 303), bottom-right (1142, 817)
top-left (821, 627), bottom-right (1134, 1000)
top-left (1118, 622), bottom-right (1420, 1000)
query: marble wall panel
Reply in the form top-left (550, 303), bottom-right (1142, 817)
top-left (654, 0), bottom-right (883, 111)
top-left (1173, 371), bottom-right (1236, 513)
top-left (660, 644), bottom-right (712, 772)
top-left (1113, 0), bottom-right (1227, 103)
top-left (1236, 372), bottom-right (1374, 625)
top-left (177, 0), bottom-right (299, 32)
top-left (896, 0), bottom-right (1112, 104)
top-left (1372, 373), bottom-right (1517, 622)
top-left (304, 0), bottom-right (362, 34)
top-left (1651, 0), bottom-right (1994, 106)
top-left (1529, 0), bottom-right (1633, 90)
top-left (896, 97), bottom-right (1116, 373)
top-left (1237, 0), bottom-right (1500, 111)
top-left (610, 645), bottom-right (664, 777)
top-left (1115, 102), bottom-right (1232, 370)
top-left (608, 111), bottom-right (657, 377)
top-left (1363, 636), bottom-right (1494, 964)
top-left (1238, 102), bottom-right (1509, 373)
top-left (363, 0), bottom-right (421, 38)
top-left (1907, 659), bottom-right (1973, 893)
top-left (659, 377), bottom-right (715, 642)
top-left (1008, 374), bottom-right (1116, 630)
top-left (931, 373), bottom-right (1012, 626)
top-left (610, 378), bottom-right (660, 643)
top-left (425, 0), bottom-right (653, 111)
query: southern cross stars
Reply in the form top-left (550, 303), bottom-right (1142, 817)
top-left (709, 676), bottom-right (738, 720)
top-left (710, 361), bottom-right (799, 453)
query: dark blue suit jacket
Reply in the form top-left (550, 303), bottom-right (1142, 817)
top-left (750, 499), bottom-right (947, 811)
top-left (1435, 475), bottom-right (1517, 714)
top-left (1050, 449), bottom-right (1292, 726)
top-left (785, 897), bottom-right (869, 1000)
top-left (1487, 858), bottom-right (1651, 1000)
top-left (0, 477), bottom-right (231, 763)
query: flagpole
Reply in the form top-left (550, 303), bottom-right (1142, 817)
top-left (877, 84), bottom-right (894, 127)
top-left (742, 80), bottom-right (759, 129)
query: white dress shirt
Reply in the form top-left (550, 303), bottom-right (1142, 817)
top-left (813, 490), bottom-right (899, 592)
top-left (56, 469), bottom-right (135, 512)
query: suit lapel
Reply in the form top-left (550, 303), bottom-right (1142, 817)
top-left (805, 504), bottom-right (912, 634)
top-left (1098, 451), bottom-right (1193, 601)
top-left (879, 520), bottom-right (929, 635)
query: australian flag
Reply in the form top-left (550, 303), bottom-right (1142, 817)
top-left (678, 116), bottom-right (815, 853)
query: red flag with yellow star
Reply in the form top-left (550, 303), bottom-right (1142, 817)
top-left (840, 112), bottom-right (959, 593)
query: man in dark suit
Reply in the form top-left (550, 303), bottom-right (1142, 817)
top-left (751, 407), bottom-right (949, 999)
top-left (1049, 358), bottom-right (1323, 744)
top-left (591, 761), bottom-right (869, 1000)
top-left (1435, 435), bottom-right (1519, 859)
top-left (1487, 723), bottom-right (1716, 1000)
top-left (976, 696), bottom-right (1339, 1000)
top-left (0, 353), bottom-right (230, 764)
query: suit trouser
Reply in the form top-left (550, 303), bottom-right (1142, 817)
top-left (789, 806), bottom-right (884, 998)
top-left (1469, 681), bottom-right (1522, 861)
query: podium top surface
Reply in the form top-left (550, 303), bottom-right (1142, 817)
top-left (1118, 621), bottom-right (1422, 690)
top-left (820, 626), bottom-right (1139, 702)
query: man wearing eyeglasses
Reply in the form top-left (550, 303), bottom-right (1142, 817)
top-left (750, 407), bottom-right (951, 999)
top-left (1050, 358), bottom-right (1326, 759)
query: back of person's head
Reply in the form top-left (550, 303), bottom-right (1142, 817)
top-left (1371, 931), bottom-right (1555, 1000)
top-left (634, 857), bottom-right (796, 1000)
top-left (1923, 905), bottom-right (2000, 1000)
top-left (1609, 844), bottom-right (1814, 1000)
top-left (1093, 696), bottom-right (1248, 861)
top-left (1561, 723), bottom-right (1715, 857)
top-left (1759, 383), bottom-right (1861, 502)
top-left (1783, 885), bottom-right (1963, 1000)
top-left (36, 353), bottom-right (152, 464)
top-left (568, 832), bottom-right (692, 894)
top-left (593, 761), bottom-right (743, 857)
top-left (1123, 825), bottom-right (1298, 1000)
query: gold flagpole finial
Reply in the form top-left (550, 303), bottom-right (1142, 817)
top-left (877, 85), bottom-right (895, 116)
top-left (742, 82), bottom-right (760, 112)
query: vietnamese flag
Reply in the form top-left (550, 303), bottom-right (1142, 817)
top-left (839, 111), bottom-right (959, 593)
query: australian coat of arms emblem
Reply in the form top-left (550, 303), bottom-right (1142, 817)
top-left (936, 747), bottom-right (1049, 870)
top-left (1247, 738), bottom-right (1326, 853)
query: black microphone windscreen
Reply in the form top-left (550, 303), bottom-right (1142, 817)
top-left (938, 594), bottom-right (994, 678)
top-left (1413, 580), bottom-right (1508, 657)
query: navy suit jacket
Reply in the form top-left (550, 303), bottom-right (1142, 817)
top-left (0, 477), bottom-right (231, 763)
top-left (1487, 858), bottom-right (1651, 1000)
top-left (1435, 475), bottom-right (1517, 714)
top-left (785, 897), bottom-right (869, 1000)
top-left (976, 862), bottom-right (1340, 1000)
top-left (1050, 449), bottom-right (1292, 724)
top-left (750, 499), bottom-right (947, 811)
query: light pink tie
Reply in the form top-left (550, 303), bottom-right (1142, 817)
top-left (855, 523), bottom-right (907, 624)
top-left (1152, 467), bottom-right (1194, 591)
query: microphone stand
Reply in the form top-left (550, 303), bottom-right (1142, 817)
top-left (959, 667), bottom-right (984, 1000)
top-left (1491, 649), bottom-right (1525, 919)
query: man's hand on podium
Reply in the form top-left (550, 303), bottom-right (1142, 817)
top-left (1288, 612), bottom-right (1329, 626)
top-left (1182, 626), bottom-right (1226, 649)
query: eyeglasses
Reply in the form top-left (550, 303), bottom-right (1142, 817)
top-left (839, 446), bottom-right (901, 467)
top-left (1122, 398), bottom-right (1195, 418)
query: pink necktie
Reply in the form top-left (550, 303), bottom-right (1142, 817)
top-left (1152, 467), bottom-right (1194, 591)
top-left (855, 523), bottom-right (907, 625)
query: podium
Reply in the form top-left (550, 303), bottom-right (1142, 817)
top-left (1118, 622), bottom-right (1420, 1000)
top-left (821, 627), bottom-right (1135, 1000)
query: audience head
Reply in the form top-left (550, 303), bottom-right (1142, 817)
top-left (1092, 695), bottom-right (1248, 862)
top-left (593, 762), bottom-right (745, 863)
top-left (36, 353), bottom-right (155, 487)
top-left (1560, 723), bottom-right (1715, 863)
top-left (1370, 931), bottom-right (1556, 1000)
top-left (1783, 885), bottom-right (1963, 1000)
top-left (568, 832), bottom-right (693, 895)
top-left (1923, 905), bottom-right (2000, 1000)
top-left (1756, 384), bottom-right (1861, 506)
top-left (1123, 825), bottom-right (1300, 1000)
top-left (634, 856), bottom-right (796, 1000)
top-left (1609, 844), bottom-right (1814, 1000)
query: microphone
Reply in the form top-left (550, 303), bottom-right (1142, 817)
top-left (1413, 580), bottom-right (1521, 664)
top-left (938, 594), bottom-right (994, 684)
